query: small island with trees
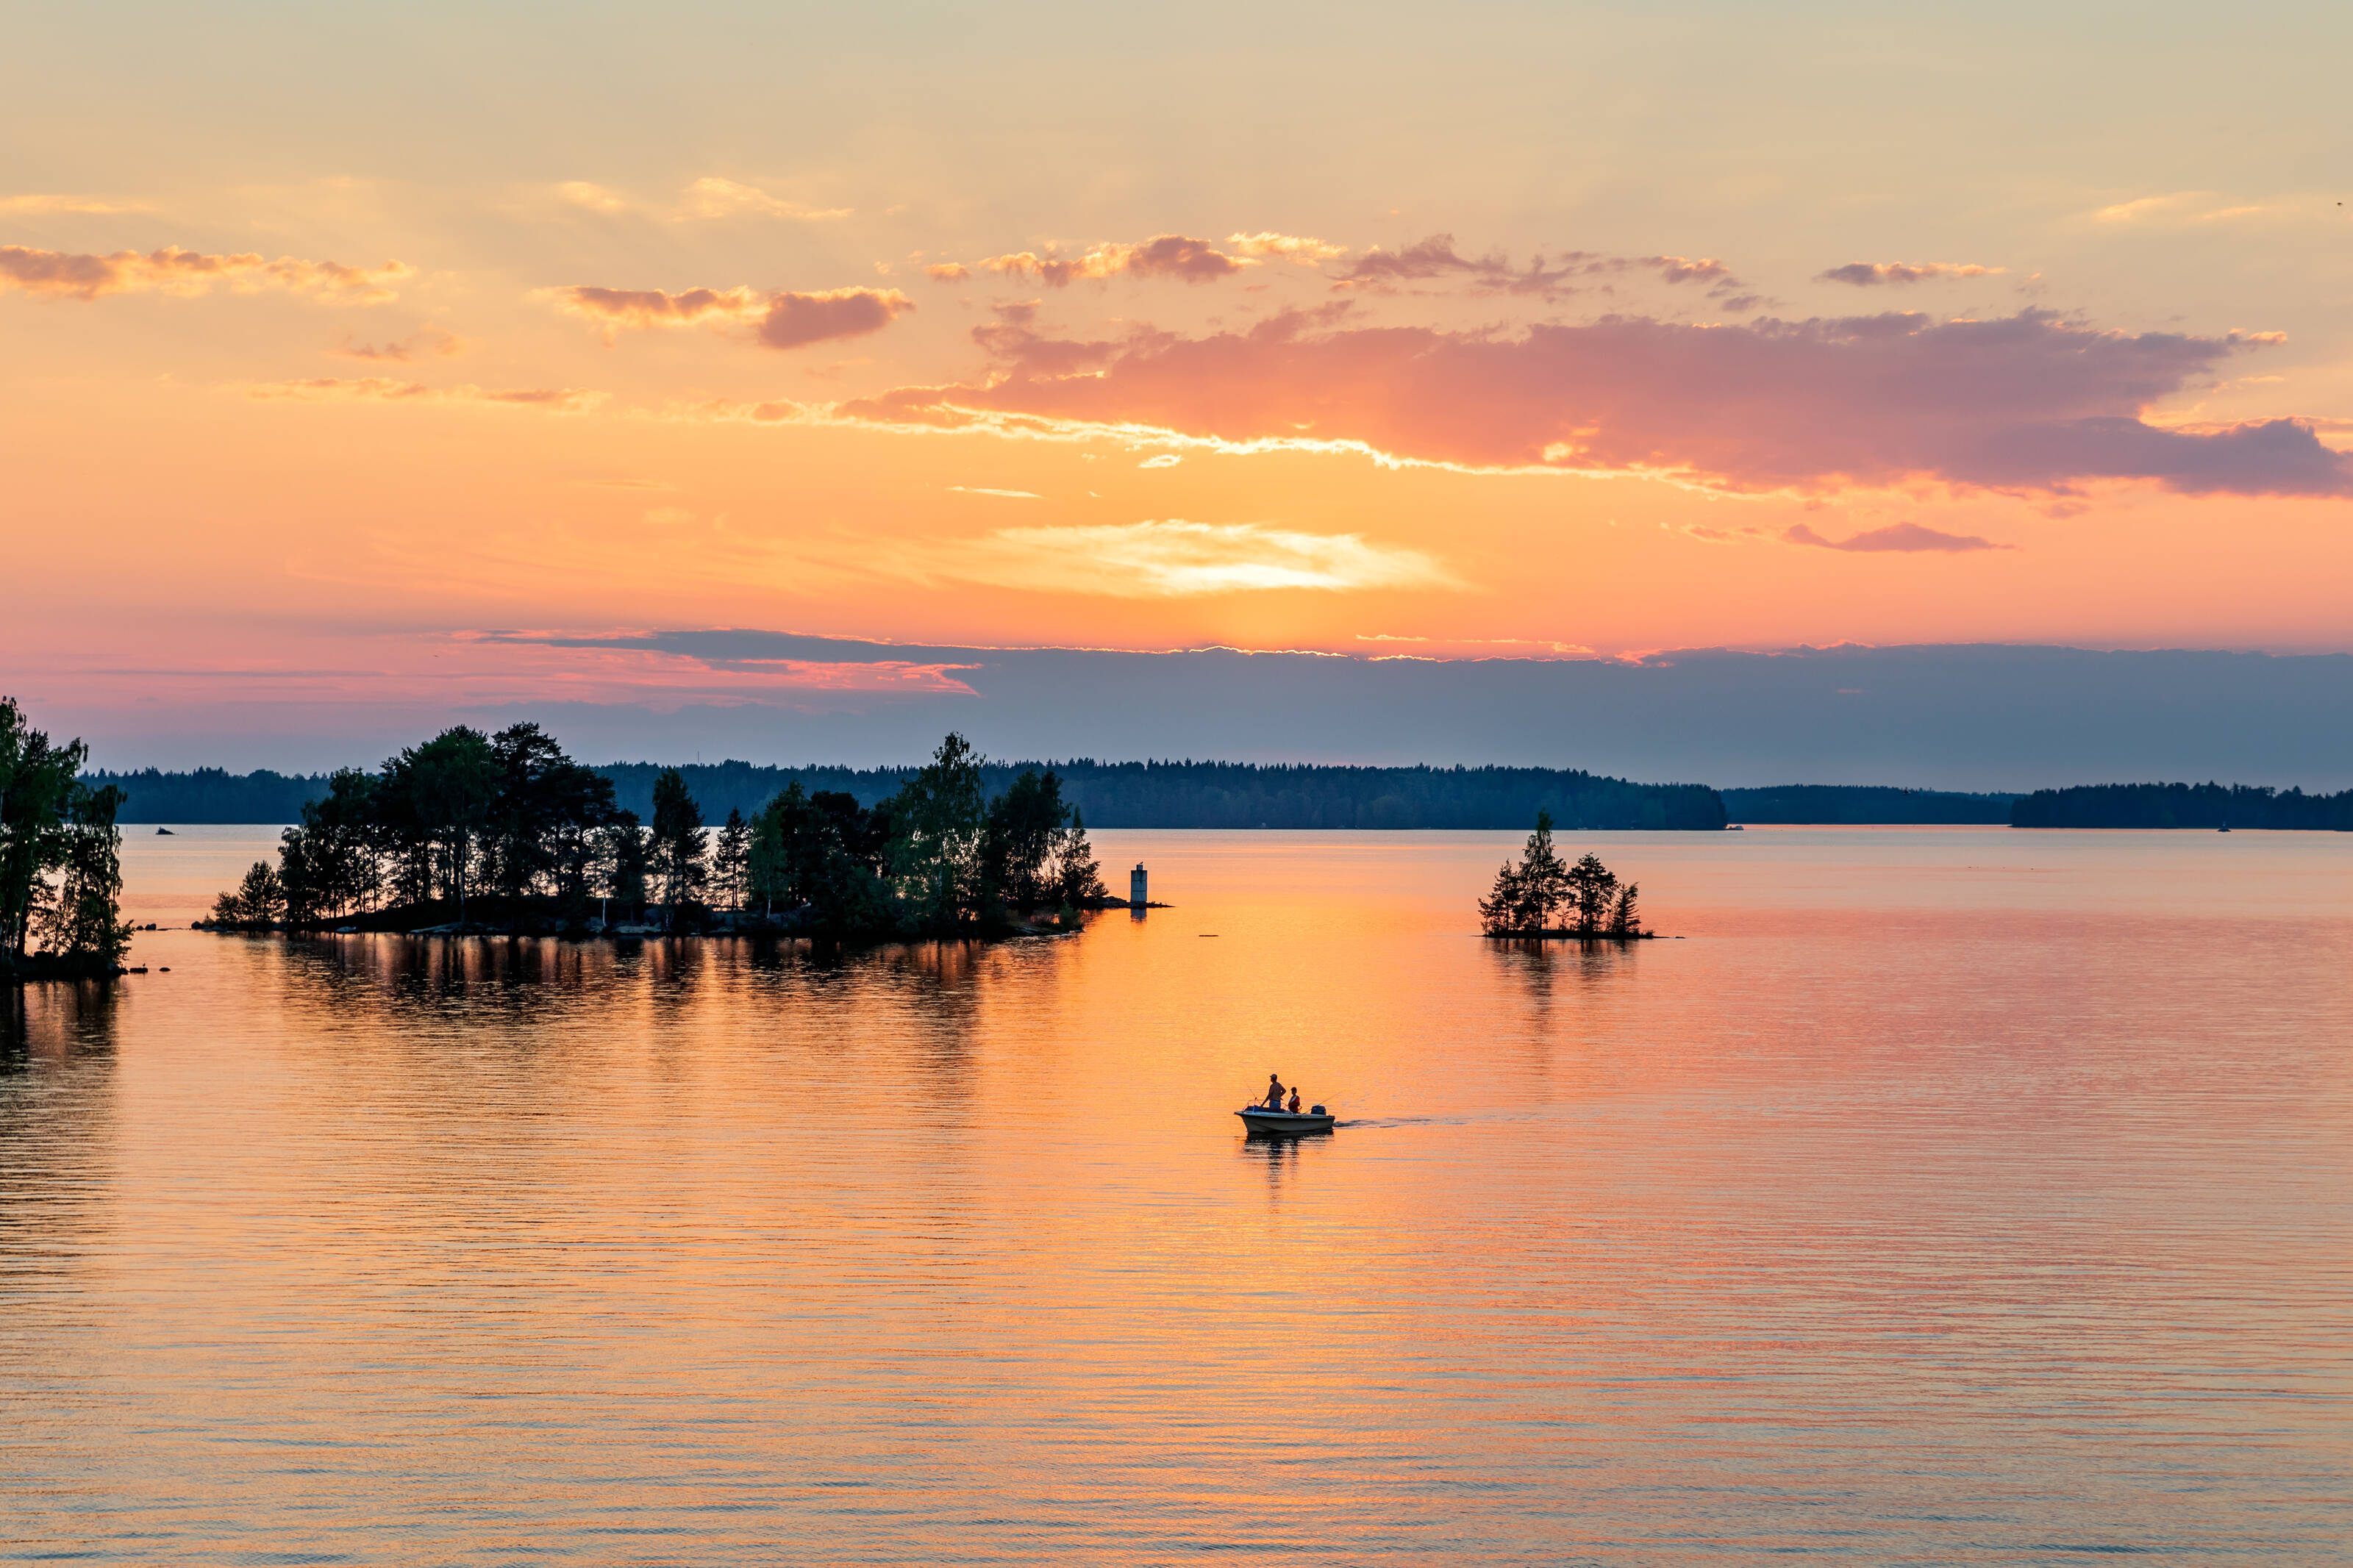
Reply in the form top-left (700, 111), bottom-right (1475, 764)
top-left (202, 727), bottom-right (1110, 942)
top-left (1478, 810), bottom-right (1652, 939)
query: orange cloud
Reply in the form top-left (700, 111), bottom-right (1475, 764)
top-left (556, 181), bottom-right (632, 212)
top-left (0, 245), bottom-right (411, 302)
top-left (1818, 261), bottom-right (2007, 286)
top-left (981, 235), bottom-right (1251, 287)
top-left (329, 326), bottom-right (466, 362)
top-left (246, 377), bottom-right (604, 413)
top-left (1227, 232), bottom-right (1349, 262)
top-left (553, 178), bottom-right (851, 222)
top-left (1640, 254), bottom-right (1732, 284)
top-left (0, 193), bottom-right (147, 215)
top-left (2087, 191), bottom-right (2329, 229)
top-left (845, 307), bottom-right (2351, 498)
top-left (926, 519), bottom-right (1455, 596)
top-left (679, 177), bottom-right (851, 221)
top-left (543, 283), bottom-right (913, 348)
top-left (925, 262), bottom-right (970, 281)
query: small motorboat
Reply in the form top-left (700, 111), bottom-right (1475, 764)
top-left (1238, 1103), bottom-right (1337, 1134)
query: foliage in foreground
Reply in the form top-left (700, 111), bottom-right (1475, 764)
top-left (1, 698), bottom-right (132, 978)
top-left (1477, 810), bottom-right (1646, 938)
top-left (208, 726), bottom-right (1108, 939)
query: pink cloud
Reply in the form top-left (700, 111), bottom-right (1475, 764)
top-left (755, 287), bottom-right (915, 348)
top-left (1640, 254), bottom-right (1733, 285)
top-left (543, 284), bottom-right (766, 329)
top-left (1329, 237), bottom-right (1748, 300)
top-left (544, 283), bottom-right (913, 348)
top-left (981, 235), bottom-right (1249, 287)
top-left (964, 301), bottom-right (1124, 376)
top-left (1331, 234), bottom-right (1601, 297)
top-left (843, 307), bottom-right (2349, 498)
top-left (1785, 521), bottom-right (2007, 552)
top-left (247, 377), bottom-right (604, 413)
top-left (0, 245), bottom-right (410, 301)
top-left (1819, 262), bottom-right (2007, 286)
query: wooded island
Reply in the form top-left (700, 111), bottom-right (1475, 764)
top-left (1478, 811), bottom-right (1650, 939)
top-left (204, 727), bottom-right (1108, 940)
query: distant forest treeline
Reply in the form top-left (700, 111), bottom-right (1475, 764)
top-left (1721, 786), bottom-right (2016, 825)
top-left (90, 761), bottom-right (1726, 830)
top-left (2010, 782), bottom-right (2353, 830)
top-left (600, 761), bottom-right (1729, 831)
top-left (90, 768), bottom-right (329, 823)
top-left (88, 766), bottom-right (2353, 831)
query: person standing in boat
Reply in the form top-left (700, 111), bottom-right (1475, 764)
top-left (1262, 1073), bottom-right (1285, 1109)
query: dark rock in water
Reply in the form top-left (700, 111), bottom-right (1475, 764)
top-left (156, 826), bottom-right (175, 834)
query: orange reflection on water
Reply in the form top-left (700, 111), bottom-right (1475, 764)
top-left (4, 827), bottom-right (2350, 1563)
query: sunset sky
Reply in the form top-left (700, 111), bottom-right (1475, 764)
top-left (7, 1), bottom-right (2352, 769)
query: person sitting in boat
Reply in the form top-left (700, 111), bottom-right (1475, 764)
top-left (1262, 1073), bottom-right (1285, 1109)
top-left (1287, 1088), bottom-right (1302, 1114)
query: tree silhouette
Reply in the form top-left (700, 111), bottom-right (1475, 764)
top-left (1607, 881), bottom-right (1641, 937)
top-left (713, 806), bottom-right (750, 913)
top-left (386, 728), bottom-right (499, 925)
top-left (1480, 815), bottom-right (1649, 939)
top-left (1480, 809), bottom-right (1571, 933)
top-left (649, 769), bottom-right (707, 927)
top-left (1567, 852), bottom-right (1617, 936)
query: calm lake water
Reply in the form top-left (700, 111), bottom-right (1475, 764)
top-left (5, 827), bottom-right (2350, 1565)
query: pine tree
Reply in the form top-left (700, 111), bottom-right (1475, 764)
top-left (713, 806), bottom-right (749, 913)
top-left (384, 727), bottom-right (499, 924)
top-left (1517, 811), bottom-right (1571, 928)
top-left (1568, 852), bottom-right (1617, 936)
top-left (1607, 881), bottom-right (1641, 938)
top-left (1480, 809), bottom-right (1570, 933)
top-left (226, 861), bottom-right (286, 926)
top-left (599, 810), bottom-right (649, 926)
top-left (746, 781), bottom-right (815, 918)
top-left (1477, 859), bottom-right (1527, 934)
top-left (277, 825), bottom-right (316, 928)
top-left (649, 769), bottom-right (707, 927)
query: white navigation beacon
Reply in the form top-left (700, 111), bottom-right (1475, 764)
top-left (1129, 862), bottom-right (1148, 907)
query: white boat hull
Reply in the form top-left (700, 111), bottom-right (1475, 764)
top-left (1237, 1107), bottom-right (1337, 1134)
